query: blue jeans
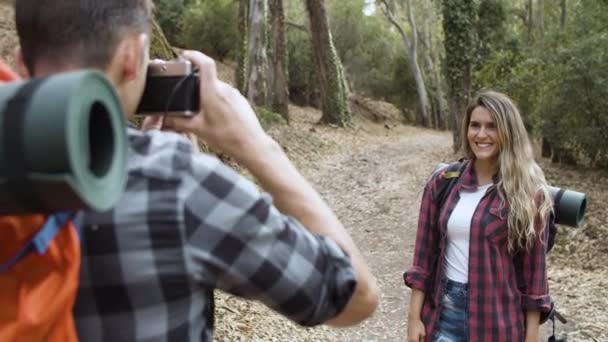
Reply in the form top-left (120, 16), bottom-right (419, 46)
top-left (433, 279), bottom-right (468, 342)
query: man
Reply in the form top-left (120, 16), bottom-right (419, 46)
top-left (14, 1), bottom-right (379, 341)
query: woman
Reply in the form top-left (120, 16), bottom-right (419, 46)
top-left (404, 90), bottom-right (553, 342)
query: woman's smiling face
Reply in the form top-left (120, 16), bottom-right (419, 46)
top-left (467, 106), bottom-right (500, 164)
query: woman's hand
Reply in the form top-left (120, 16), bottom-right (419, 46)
top-left (407, 317), bottom-right (426, 342)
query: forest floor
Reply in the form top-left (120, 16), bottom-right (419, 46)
top-left (1, 3), bottom-right (607, 340)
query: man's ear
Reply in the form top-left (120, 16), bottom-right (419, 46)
top-left (112, 33), bottom-right (149, 83)
top-left (14, 47), bottom-right (30, 79)
top-left (125, 34), bottom-right (149, 82)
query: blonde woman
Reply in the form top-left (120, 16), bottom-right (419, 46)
top-left (404, 90), bottom-right (553, 342)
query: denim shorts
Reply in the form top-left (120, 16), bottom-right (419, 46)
top-left (433, 279), bottom-right (468, 342)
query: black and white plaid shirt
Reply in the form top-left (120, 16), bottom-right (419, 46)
top-left (73, 128), bottom-right (357, 342)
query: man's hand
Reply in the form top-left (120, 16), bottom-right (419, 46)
top-left (163, 50), bottom-right (268, 164)
top-left (141, 115), bottom-right (201, 152)
top-left (141, 115), bottom-right (163, 131)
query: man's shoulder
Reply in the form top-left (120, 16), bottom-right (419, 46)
top-left (124, 127), bottom-right (240, 184)
top-left (127, 127), bottom-right (192, 158)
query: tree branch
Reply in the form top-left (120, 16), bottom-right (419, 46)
top-left (379, 0), bottom-right (411, 52)
top-left (286, 20), bottom-right (308, 33)
top-left (406, 0), bottom-right (418, 55)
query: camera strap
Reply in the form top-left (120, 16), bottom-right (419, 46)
top-left (1, 78), bottom-right (48, 212)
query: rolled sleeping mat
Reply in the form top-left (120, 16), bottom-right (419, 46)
top-left (548, 186), bottom-right (587, 228)
top-left (434, 163), bottom-right (587, 228)
top-left (0, 70), bottom-right (127, 214)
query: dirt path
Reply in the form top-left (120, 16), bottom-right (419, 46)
top-left (299, 129), bottom-right (452, 341)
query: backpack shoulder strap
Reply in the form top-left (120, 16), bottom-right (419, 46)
top-left (434, 161), bottom-right (467, 209)
top-left (0, 212), bottom-right (76, 273)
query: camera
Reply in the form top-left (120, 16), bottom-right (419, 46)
top-left (136, 59), bottom-right (200, 117)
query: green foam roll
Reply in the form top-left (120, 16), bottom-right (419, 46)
top-left (0, 70), bottom-right (127, 214)
top-left (548, 186), bottom-right (587, 228)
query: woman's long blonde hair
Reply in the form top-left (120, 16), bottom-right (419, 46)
top-left (462, 90), bottom-right (553, 252)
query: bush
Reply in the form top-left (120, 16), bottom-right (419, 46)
top-left (154, 0), bottom-right (185, 45)
top-left (256, 106), bottom-right (287, 130)
top-left (179, 0), bottom-right (239, 61)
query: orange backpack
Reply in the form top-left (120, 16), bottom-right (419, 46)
top-left (0, 60), bottom-right (80, 342)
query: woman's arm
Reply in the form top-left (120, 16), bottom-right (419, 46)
top-left (403, 173), bottom-right (442, 291)
top-left (404, 172), bottom-right (444, 341)
top-left (407, 289), bottom-right (426, 342)
top-left (525, 310), bottom-right (540, 342)
top-left (519, 207), bottom-right (552, 333)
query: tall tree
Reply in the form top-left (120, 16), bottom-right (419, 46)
top-left (560, 0), bottom-right (566, 28)
top-left (536, 0), bottom-right (544, 34)
top-left (246, 0), bottom-right (269, 106)
top-left (268, 0), bottom-right (289, 119)
top-left (442, 0), bottom-right (474, 153)
top-left (379, 0), bottom-right (431, 127)
top-left (150, 18), bottom-right (177, 60)
top-left (420, 14), bottom-right (447, 130)
top-left (236, 0), bottom-right (249, 93)
top-left (305, 0), bottom-right (352, 126)
top-left (476, 0), bottom-right (506, 63)
top-left (527, 0), bottom-right (533, 39)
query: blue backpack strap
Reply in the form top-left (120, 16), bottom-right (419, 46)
top-left (0, 212), bottom-right (77, 274)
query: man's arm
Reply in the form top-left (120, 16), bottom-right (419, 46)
top-left (238, 136), bottom-right (379, 326)
top-left (167, 50), bottom-right (379, 326)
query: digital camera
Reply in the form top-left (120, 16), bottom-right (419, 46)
top-left (136, 59), bottom-right (200, 117)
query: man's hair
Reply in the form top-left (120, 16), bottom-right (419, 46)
top-left (15, 0), bottom-right (153, 73)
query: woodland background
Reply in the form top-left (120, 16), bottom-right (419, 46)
top-left (0, 0), bottom-right (607, 341)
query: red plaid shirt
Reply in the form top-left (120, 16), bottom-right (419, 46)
top-left (404, 161), bottom-right (551, 341)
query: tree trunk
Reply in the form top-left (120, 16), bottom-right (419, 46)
top-left (150, 18), bottom-right (176, 60)
top-left (268, 0), bottom-right (289, 120)
top-left (236, 0), bottom-right (249, 93)
top-left (527, 0), bottom-right (533, 39)
top-left (380, 0), bottom-right (431, 127)
top-left (560, 0), bottom-right (566, 29)
top-left (442, 0), bottom-right (474, 153)
top-left (246, 0), bottom-right (269, 106)
top-left (422, 19), bottom-right (447, 130)
top-left (305, 0), bottom-right (352, 126)
top-left (536, 0), bottom-right (544, 35)
top-left (405, 0), bottom-right (430, 126)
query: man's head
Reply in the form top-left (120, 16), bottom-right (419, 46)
top-left (15, 0), bottom-right (154, 116)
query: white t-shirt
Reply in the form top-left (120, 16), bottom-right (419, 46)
top-left (444, 183), bottom-right (492, 283)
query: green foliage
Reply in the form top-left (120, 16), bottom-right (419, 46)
top-left (474, 0), bottom-right (506, 75)
top-left (536, 23), bottom-right (608, 166)
top-left (328, 1), bottom-right (402, 99)
top-left (286, 27), bottom-right (318, 106)
top-left (179, 0), bottom-right (239, 61)
top-left (255, 106), bottom-right (287, 129)
top-left (475, 0), bottom-right (608, 167)
top-left (154, 0), bottom-right (185, 45)
top-left (442, 0), bottom-right (474, 94)
top-left (285, 0), bottom-right (417, 116)
top-left (387, 54), bottom-right (419, 122)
